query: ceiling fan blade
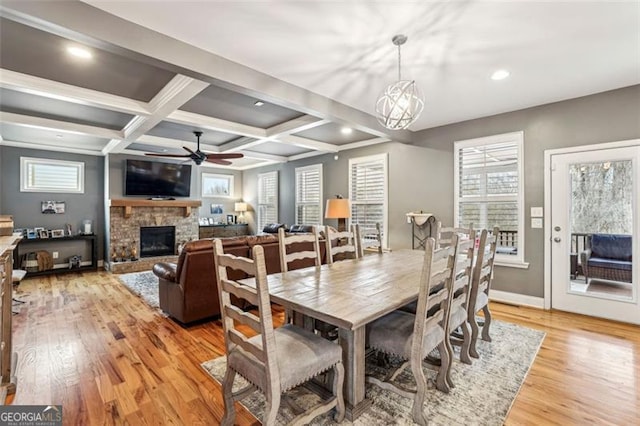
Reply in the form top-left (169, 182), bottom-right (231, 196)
top-left (204, 158), bottom-right (232, 166)
top-left (204, 152), bottom-right (244, 160)
top-left (145, 153), bottom-right (191, 158)
top-left (182, 146), bottom-right (198, 156)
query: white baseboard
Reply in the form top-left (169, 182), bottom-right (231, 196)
top-left (490, 290), bottom-right (545, 309)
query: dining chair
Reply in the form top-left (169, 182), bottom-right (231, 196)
top-left (324, 225), bottom-right (360, 264)
top-left (355, 223), bottom-right (383, 256)
top-left (435, 221), bottom-right (474, 248)
top-left (213, 239), bottom-right (345, 425)
top-left (467, 227), bottom-right (499, 358)
top-left (366, 235), bottom-right (459, 426)
top-left (442, 229), bottom-right (476, 389)
top-left (278, 227), bottom-right (321, 324)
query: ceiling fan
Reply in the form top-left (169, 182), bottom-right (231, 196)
top-left (144, 131), bottom-right (243, 165)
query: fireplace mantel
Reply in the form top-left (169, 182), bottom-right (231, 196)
top-left (110, 199), bottom-right (202, 218)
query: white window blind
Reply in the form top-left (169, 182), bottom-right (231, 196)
top-left (295, 164), bottom-right (322, 226)
top-left (349, 153), bottom-right (388, 248)
top-left (257, 171), bottom-right (278, 231)
top-left (20, 157), bottom-right (85, 193)
top-left (454, 132), bottom-right (524, 263)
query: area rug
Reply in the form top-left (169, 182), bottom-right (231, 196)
top-left (117, 270), bottom-right (160, 308)
top-left (202, 320), bottom-right (544, 425)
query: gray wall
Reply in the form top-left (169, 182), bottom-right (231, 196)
top-left (0, 146), bottom-right (105, 261)
top-left (242, 141), bottom-right (454, 249)
top-left (413, 85), bottom-right (640, 298)
top-left (107, 154), bottom-right (243, 220)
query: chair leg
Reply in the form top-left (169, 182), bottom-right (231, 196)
top-left (410, 355), bottom-right (428, 426)
top-left (264, 389), bottom-right (281, 425)
top-left (468, 311), bottom-right (480, 359)
top-left (459, 320), bottom-right (472, 365)
top-left (481, 305), bottom-right (492, 342)
top-left (444, 331), bottom-right (455, 389)
top-left (434, 341), bottom-right (450, 394)
top-left (221, 368), bottom-right (237, 426)
top-left (332, 362), bottom-right (345, 422)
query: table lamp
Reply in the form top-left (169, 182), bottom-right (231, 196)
top-left (235, 202), bottom-right (248, 224)
top-left (325, 196), bottom-right (351, 231)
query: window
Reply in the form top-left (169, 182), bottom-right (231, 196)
top-left (257, 171), bottom-right (278, 231)
top-left (454, 131), bottom-right (525, 265)
top-left (349, 153), bottom-right (388, 248)
top-left (20, 157), bottom-right (84, 193)
top-left (295, 164), bottom-right (323, 226)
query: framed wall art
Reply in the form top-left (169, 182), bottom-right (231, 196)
top-left (42, 200), bottom-right (66, 214)
top-left (202, 173), bottom-right (234, 198)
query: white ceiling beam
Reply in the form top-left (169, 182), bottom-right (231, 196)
top-left (167, 110), bottom-right (267, 139)
top-left (101, 139), bottom-right (127, 155)
top-left (0, 111), bottom-right (122, 140)
top-left (0, 68), bottom-right (149, 116)
top-left (266, 115), bottom-right (329, 137)
top-left (287, 150), bottom-right (329, 162)
top-left (218, 137), bottom-right (265, 152)
top-left (137, 134), bottom-right (220, 152)
top-left (240, 150), bottom-right (287, 163)
top-left (337, 137), bottom-right (390, 151)
top-left (123, 75), bottom-right (209, 141)
top-left (278, 134), bottom-right (339, 152)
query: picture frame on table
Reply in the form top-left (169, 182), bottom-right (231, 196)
top-left (38, 229), bottom-right (49, 239)
top-left (226, 214), bottom-right (235, 225)
top-left (51, 229), bottom-right (65, 238)
top-left (26, 229), bottom-right (37, 239)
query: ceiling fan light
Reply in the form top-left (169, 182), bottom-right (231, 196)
top-left (375, 80), bottom-right (424, 130)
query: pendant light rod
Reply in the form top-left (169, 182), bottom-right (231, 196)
top-left (392, 34), bottom-right (407, 81)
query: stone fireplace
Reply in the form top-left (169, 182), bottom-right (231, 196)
top-left (140, 226), bottom-right (175, 258)
top-left (108, 199), bottom-right (201, 273)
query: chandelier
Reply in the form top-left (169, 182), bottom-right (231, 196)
top-left (375, 34), bottom-right (424, 130)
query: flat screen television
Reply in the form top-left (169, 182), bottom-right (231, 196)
top-left (124, 159), bottom-right (192, 197)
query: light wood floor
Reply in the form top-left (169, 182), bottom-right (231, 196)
top-left (8, 271), bottom-right (640, 425)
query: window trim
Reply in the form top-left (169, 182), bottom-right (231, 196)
top-left (348, 153), bottom-right (389, 249)
top-left (257, 170), bottom-right (279, 231)
top-left (20, 156), bottom-right (85, 193)
top-left (454, 131), bottom-right (526, 266)
top-left (295, 164), bottom-right (323, 226)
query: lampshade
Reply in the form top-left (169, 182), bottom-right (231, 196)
top-left (325, 198), bottom-right (351, 219)
top-left (234, 202), bottom-right (248, 212)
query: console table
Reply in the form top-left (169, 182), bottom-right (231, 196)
top-left (199, 224), bottom-right (249, 239)
top-left (13, 234), bottom-right (98, 277)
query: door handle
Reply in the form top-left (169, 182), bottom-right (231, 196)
top-left (553, 237), bottom-right (561, 243)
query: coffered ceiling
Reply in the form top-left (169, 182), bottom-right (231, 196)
top-left (0, 1), bottom-right (638, 170)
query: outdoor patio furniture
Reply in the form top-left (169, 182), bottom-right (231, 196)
top-left (580, 234), bottom-right (632, 284)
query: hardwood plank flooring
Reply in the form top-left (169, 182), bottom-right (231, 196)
top-left (7, 271), bottom-right (640, 425)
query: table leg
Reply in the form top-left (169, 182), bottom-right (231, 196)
top-left (338, 326), bottom-right (371, 421)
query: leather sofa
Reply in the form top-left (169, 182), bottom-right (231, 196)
top-left (152, 233), bottom-right (327, 324)
top-left (581, 233), bottom-right (632, 283)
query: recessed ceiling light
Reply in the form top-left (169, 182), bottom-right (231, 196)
top-left (491, 69), bottom-right (510, 81)
top-left (254, 101), bottom-right (265, 107)
top-left (67, 46), bottom-right (92, 59)
top-left (341, 127), bottom-right (353, 135)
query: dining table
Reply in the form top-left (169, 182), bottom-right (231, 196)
top-left (239, 249), bottom-right (427, 421)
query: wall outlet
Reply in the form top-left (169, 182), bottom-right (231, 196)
top-left (52, 251), bottom-right (59, 259)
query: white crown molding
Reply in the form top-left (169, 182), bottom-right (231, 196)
top-left (0, 111), bottom-right (122, 140)
top-left (0, 139), bottom-right (104, 156)
top-left (240, 150), bottom-right (287, 163)
top-left (337, 137), bottom-right (390, 151)
top-left (287, 150), bottom-right (328, 162)
top-left (0, 68), bottom-right (149, 116)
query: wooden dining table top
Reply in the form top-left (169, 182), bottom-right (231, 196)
top-left (239, 249), bottom-right (427, 330)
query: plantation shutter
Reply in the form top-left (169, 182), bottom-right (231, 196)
top-left (295, 164), bottom-right (322, 225)
top-left (21, 157), bottom-right (84, 193)
top-left (349, 154), bottom-right (387, 247)
top-left (258, 171), bottom-right (278, 231)
top-left (456, 137), bottom-right (521, 255)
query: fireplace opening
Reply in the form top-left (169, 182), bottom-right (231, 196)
top-left (140, 226), bottom-right (175, 258)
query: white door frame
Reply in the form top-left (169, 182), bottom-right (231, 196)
top-left (544, 138), bottom-right (640, 310)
